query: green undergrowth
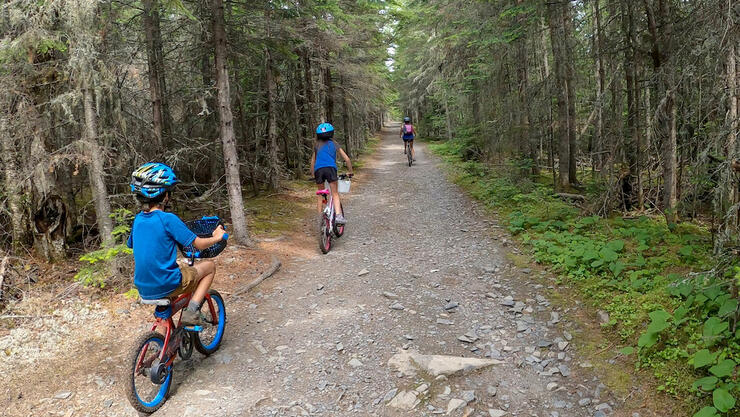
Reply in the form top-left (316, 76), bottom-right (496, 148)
top-left (430, 139), bottom-right (740, 416)
top-left (244, 181), bottom-right (314, 237)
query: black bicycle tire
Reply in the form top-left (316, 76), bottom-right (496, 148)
top-left (319, 214), bottom-right (331, 254)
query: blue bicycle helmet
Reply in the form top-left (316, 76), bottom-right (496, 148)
top-left (130, 162), bottom-right (180, 199)
top-left (316, 122), bottom-right (334, 140)
top-left (403, 116), bottom-right (411, 122)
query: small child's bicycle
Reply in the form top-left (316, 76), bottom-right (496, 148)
top-left (124, 216), bottom-right (228, 414)
top-left (317, 174), bottom-right (350, 254)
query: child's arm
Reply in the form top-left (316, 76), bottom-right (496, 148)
top-left (193, 225), bottom-right (226, 250)
top-left (338, 148), bottom-right (353, 175)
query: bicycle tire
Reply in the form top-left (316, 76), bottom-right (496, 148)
top-left (125, 331), bottom-right (172, 414)
top-left (407, 144), bottom-right (413, 166)
top-left (333, 203), bottom-right (345, 237)
top-left (319, 214), bottom-right (332, 254)
top-left (194, 290), bottom-right (226, 355)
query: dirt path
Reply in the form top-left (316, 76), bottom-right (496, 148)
top-left (5, 125), bottom-right (642, 417)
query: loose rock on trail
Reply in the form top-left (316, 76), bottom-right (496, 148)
top-left (3, 124), bottom-right (629, 416)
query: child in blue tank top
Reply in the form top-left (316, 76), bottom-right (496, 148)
top-left (310, 122), bottom-right (353, 224)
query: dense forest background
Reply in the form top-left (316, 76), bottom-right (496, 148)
top-left (0, 0), bottom-right (390, 260)
top-left (395, 0), bottom-right (738, 247)
top-left (2, 0), bottom-right (740, 414)
top-left (392, 1), bottom-right (739, 416)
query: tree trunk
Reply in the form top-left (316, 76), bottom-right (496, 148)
top-left (265, 46), bottom-right (280, 190)
top-left (561, 2), bottom-right (578, 185)
top-left (663, 90), bottom-right (678, 223)
top-left (547, 1), bottom-right (570, 189)
top-left (142, 0), bottom-right (170, 148)
top-left (444, 97), bottom-right (453, 141)
top-left (593, 0), bottom-right (605, 171)
top-left (340, 75), bottom-right (352, 156)
top-left (621, 0), bottom-right (640, 209)
top-left (302, 49), bottom-right (317, 131)
top-left (516, 0), bottom-right (537, 175)
top-left (716, 36), bottom-right (739, 250)
top-left (0, 120), bottom-right (26, 254)
top-left (324, 65), bottom-right (334, 124)
top-left (82, 86), bottom-right (113, 245)
top-left (211, 0), bottom-right (249, 245)
top-left (290, 77), bottom-right (304, 175)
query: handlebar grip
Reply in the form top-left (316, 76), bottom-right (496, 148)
top-left (222, 233), bottom-right (229, 241)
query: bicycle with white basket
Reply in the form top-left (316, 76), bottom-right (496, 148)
top-left (316, 174), bottom-right (352, 254)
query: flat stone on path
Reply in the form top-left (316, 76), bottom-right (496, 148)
top-left (387, 390), bottom-right (419, 410)
top-left (358, 268), bottom-right (370, 276)
top-left (348, 358), bottom-right (363, 368)
top-left (54, 391), bottom-right (73, 400)
top-left (388, 350), bottom-right (504, 377)
top-left (446, 398), bottom-right (466, 414)
top-left (501, 296), bottom-right (515, 307)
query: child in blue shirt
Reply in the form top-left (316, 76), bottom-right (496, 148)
top-left (310, 123), bottom-right (353, 224)
top-left (127, 163), bottom-right (226, 326)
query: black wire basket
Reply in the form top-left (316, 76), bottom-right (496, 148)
top-left (178, 216), bottom-right (228, 259)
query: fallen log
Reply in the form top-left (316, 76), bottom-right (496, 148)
top-left (231, 256), bottom-right (281, 297)
top-left (556, 193), bottom-right (586, 202)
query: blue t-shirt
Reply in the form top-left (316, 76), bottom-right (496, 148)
top-left (127, 211), bottom-right (197, 299)
top-left (314, 140), bottom-right (338, 171)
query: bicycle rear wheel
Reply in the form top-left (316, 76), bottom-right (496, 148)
top-left (125, 331), bottom-right (172, 414)
top-left (407, 144), bottom-right (413, 166)
top-left (319, 214), bottom-right (332, 254)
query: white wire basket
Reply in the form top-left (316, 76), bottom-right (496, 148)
top-left (338, 179), bottom-right (351, 194)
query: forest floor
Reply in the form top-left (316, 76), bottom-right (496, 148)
top-left (0, 125), bottom-right (666, 417)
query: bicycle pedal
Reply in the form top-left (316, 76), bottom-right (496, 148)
top-left (184, 325), bottom-right (203, 332)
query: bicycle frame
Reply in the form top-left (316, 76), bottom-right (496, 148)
top-left (322, 193), bottom-right (335, 230)
top-left (135, 292), bottom-right (219, 373)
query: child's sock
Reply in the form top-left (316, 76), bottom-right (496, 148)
top-left (187, 300), bottom-right (200, 312)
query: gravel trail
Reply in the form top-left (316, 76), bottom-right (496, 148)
top-left (144, 124), bottom-right (623, 417)
top-left (10, 125), bottom-right (627, 416)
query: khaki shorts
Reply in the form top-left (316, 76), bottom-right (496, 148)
top-left (167, 265), bottom-right (201, 298)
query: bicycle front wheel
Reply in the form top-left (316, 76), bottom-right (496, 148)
top-left (125, 332), bottom-right (172, 414)
top-left (333, 203), bottom-right (345, 237)
top-left (195, 290), bottom-right (226, 355)
top-left (319, 214), bottom-right (332, 254)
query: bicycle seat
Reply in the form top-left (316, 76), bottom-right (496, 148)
top-left (140, 298), bottom-right (171, 306)
top-left (316, 189), bottom-right (330, 196)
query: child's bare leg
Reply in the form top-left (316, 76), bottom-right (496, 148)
top-left (317, 183), bottom-right (325, 213)
top-left (191, 261), bottom-right (215, 305)
top-left (329, 181), bottom-right (342, 216)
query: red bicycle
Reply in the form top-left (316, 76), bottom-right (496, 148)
top-left (124, 216), bottom-right (227, 414)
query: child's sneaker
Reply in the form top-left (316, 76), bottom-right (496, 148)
top-left (335, 214), bottom-right (347, 225)
top-left (181, 309), bottom-right (207, 327)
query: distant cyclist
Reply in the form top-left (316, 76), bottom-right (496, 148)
top-left (400, 116), bottom-right (416, 161)
top-left (311, 122), bottom-right (353, 225)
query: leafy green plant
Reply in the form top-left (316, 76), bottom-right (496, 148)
top-left (75, 208), bottom-right (134, 288)
top-left (430, 139), bottom-right (734, 415)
